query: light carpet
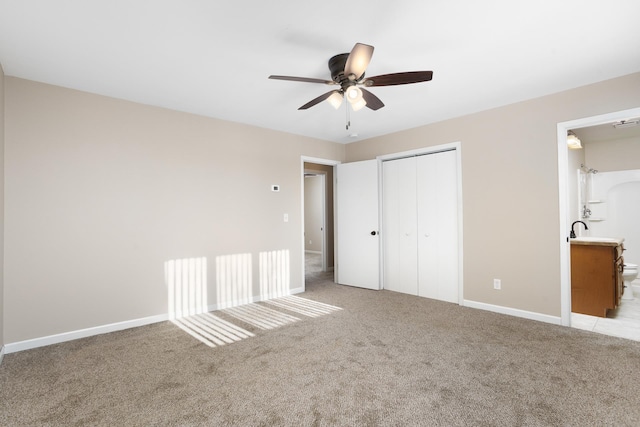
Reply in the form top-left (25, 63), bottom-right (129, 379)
top-left (1, 271), bottom-right (640, 426)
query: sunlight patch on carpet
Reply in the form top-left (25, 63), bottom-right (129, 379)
top-left (264, 295), bottom-right (342, 318)
top-left (171, 313), bottom-right (255, 348)
top-left (223, 303), bottom-right (300, 330)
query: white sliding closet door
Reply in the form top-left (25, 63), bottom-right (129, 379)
top-left (382, 157), bottom-right (418, 295)
top-left (382, 150), bottom-right (459, 302)
top-left (417, 150), bottom-right (458, 302)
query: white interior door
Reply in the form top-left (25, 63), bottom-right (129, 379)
top-left (336, 160), bottom-right (380, 290)
top-left (382, 157), bottom-right (418, 295)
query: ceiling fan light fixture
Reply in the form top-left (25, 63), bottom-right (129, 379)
top-left (268, 42), bottom-right (432, 116)
top-left (350, 98), bottom-right (367, 111)
top-left (345, 86), bottom-right (366, 111)
top-left (326, 91), bottom-right (343, 109)
top-left (346, 86), bottom-right (361, 101)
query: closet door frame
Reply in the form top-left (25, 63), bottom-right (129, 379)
top-left (378, 141), bottom-right (464, 305)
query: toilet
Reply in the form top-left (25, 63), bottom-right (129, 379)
top-left (622, 263), bottom-right (638, 300)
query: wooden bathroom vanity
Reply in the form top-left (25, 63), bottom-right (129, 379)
top-left (570, 237), bottom-right (624, 317)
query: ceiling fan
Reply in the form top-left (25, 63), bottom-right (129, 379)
top-left (269, 43), bottom-right (433, 112)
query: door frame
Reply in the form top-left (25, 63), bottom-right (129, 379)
top-left (377, 141), bottom-right (464, 305)
top-left (300, 156), bottom-right (340, 290)
top-left (556, 106), bottom-right (640, 326)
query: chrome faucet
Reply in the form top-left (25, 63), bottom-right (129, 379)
top-left (570, 220), bottom-right (588, 238)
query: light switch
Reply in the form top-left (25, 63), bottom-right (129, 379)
top-left (284, 213), bottom-right (289, 222)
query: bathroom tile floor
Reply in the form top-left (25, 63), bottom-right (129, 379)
top-left (571, 286), bottom-right (640, 342)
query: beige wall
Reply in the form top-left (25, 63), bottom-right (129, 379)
top-left (4, 77), bottom-right (344, 343)
top-left (0, 63), bottom-right (4, 350)
top-left (4, 71), bottom-right (640, 344)
top-left (585, 136), bottom-right (640, 172)
top-left (345, 72), bottom-right (640, 317)
top-left (304, 175), bottom-right (323, 253)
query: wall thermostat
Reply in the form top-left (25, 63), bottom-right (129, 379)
top-left (271, 185), bottom-right (280, 192)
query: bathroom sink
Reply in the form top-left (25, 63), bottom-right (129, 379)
top-left (571, 236), bottom-right (624, 245)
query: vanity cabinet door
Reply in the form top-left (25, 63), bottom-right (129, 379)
top-left (571, 245), bottom-right (617, 317)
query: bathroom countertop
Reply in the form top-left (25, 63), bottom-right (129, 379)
top-left (570, 236), bottom-right (624, 246)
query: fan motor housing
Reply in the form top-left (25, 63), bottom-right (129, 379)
top-left (328, 53), bottom-right (350, 84)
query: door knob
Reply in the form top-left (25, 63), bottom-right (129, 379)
top-left (370, 231), bottom-right (377, 236)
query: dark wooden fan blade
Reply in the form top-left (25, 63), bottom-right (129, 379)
top-left (360, 88), bottom-right (384, 111)
top-left (364, 71), bottom-right (433, 87)
top-left (299, 90), bottom-right (340, 110)
top-left (269, 75), bottom-right (335, 85)
top-left (344, 43), bottom-right (374, 80)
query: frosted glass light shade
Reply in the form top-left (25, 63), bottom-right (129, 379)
top-left (345, 86), bottom-right (366, 111)
top-left (350, 98), bottom-right (367, 111)
top-left (327, 91), bottom-right (343, 109)
top-left (346, 86), bottom-right (362, 101)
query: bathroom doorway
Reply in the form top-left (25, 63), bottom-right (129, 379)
top-left (558, 107), bottom-right (640, 341)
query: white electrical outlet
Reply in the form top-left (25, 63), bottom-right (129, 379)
top-left (493, 279), bottom-right (501, 290)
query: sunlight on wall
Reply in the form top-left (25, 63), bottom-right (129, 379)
top-left (165, 257), bottom-right (208, 320)
top-left (164, 253), bottom-right (340, 348)
top-left (165, 256), bottom-right (254, 347)
top-left (216, 253), bottom-right (253, 309)
top-left (264, 296), bottom-right (342, 318)
top-left (259, 249), bottom-right (290, 299)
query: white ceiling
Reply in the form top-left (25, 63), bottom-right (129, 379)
top-left (1, 0), bottom-right (640, 144)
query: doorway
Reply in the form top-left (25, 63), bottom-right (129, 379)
top-left (304, 171), bottom-right (326, 273)
top-left (557, 106), bottom-right (640, 341)
top-left (301, 157), bottom-right (338, 288)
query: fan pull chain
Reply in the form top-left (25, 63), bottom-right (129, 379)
top-left (345, 101), bottom-right (351, 130)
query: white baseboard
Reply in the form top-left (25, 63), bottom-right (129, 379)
top-left (208, 298), bottom-right (257, 311)
top-left (290, 286), bottom-right (305, 295)
top-left (208, 287), bottom-right (305, 310)
top-left (4, 313), bottom-right (170, 354)
top-left (5, 288), bottom-right (308, 354)
top-left (0, 345), bottom-right (5, 365)
top-left (463, 299), bottom-right (562, 326)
